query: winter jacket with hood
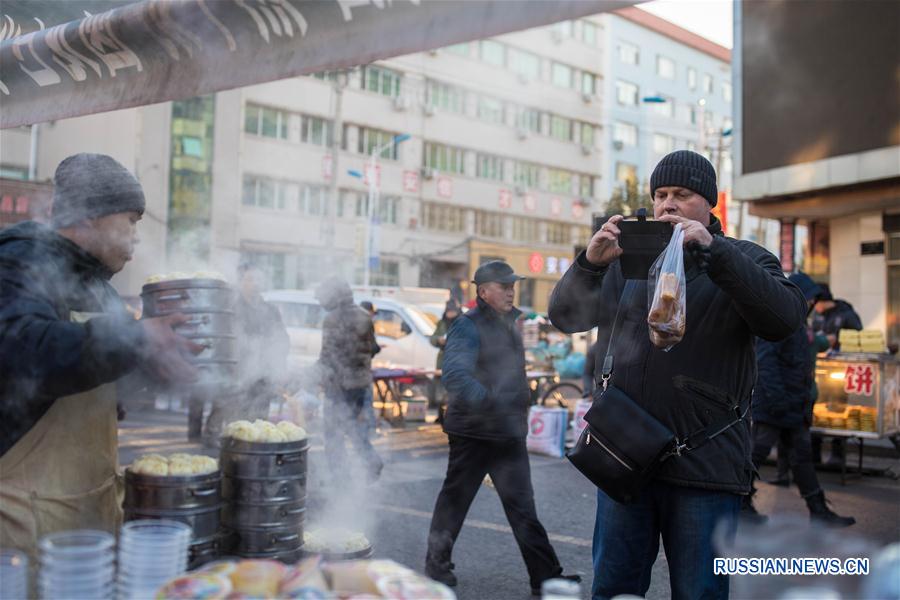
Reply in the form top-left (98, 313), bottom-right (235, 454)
top-left (548, 216), bottom-right (806, 494)
top-left (752, 326), bottom-right (813, 430)
top-left (317, 280), bottom-right (378, 391)
top-left (0, 221), bottom-right (145, 456)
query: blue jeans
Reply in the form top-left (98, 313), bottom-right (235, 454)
top-left (591, 481), bottom-right (740, 600)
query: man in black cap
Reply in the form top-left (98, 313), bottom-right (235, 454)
top-left (425, 260), bottom-right (579, 594)
top-left (549, 150), bottom-right (806, 599)
top-left (0, 153), bottom-right (202, 562)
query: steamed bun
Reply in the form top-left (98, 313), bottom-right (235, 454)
top-left (190, 455), bottom-right (218, 475)
top-left (254, 420), bottom-right (286, 443)
top-left (225, 420), bottom-right (259, 442)
top-left (276, 421), bottom-right (307, 442)
top-left (167, 457), bottom-right (194, 476)
top-left (131, 456), bottom-right (168, 476)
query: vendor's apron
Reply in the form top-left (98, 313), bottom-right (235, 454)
top-left (0, 311), bottom-right (124, 567)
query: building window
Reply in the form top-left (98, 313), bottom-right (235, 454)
top-left (511, 217), bottom-right (539, 243)
top-left (653, 96), bottom-right (674, 118)
top-left (479, 40), bottom-right (506, 67)
top-left (354, 193), bottom-right (400, 224)
top-left (547, 169), bottom-right (573, 194)
top-left (424, 143), bottom-right (465, 175)
top-left (579, 175), bottom-right (593, 198)
top-left (618, 42), bottom-right (638, 65)
top-left (546, 222), bottom-right (570, 245)
top-left (514, 162), bottom-right (541, 189)
top-left (582, 21), bottom-right (599, 46)
top-left (476, 153), bottom-right (505, 181)
top-left (357, 127), bottom-right (400, 160)
top-left (581, 123), bottom-right (595, 147)
top-left (687, 67), bottom-right (697, 90)
top-left (299, 183), bottom-right (328, 216)
top-left (422, 202), bottom-right (465, 232)
top-left (242, 252), bottom-right (286, 289)
top-left (581, 72), bottom-right (597, 95)
top-left (615, 162), bottom-right (637, 184)
top-left (551, 62), bottom-right (573, 88)
top-left (477, 96), bottom-right (505, 124)
top-left (516, 107), bottom-right (542, 134)
top-left (311, 71), bottom-right (339, 83)
top-left (300, 115), bottom-right (332, 147)
top-left (549, 115), bottom-right (573, 141)
top-left (242, 175), bottom-right (291, 210)
top-left (475, 210), bottom-right (503, 238)
top-left (0, 165), bottom-right (28, 179)
top-left (553, 20), bottom-right (574, 38)
top-left (370, 260), bottom-right (400, 286)
top-left (362, 65), bottom-right (402, 98)
top-left (444, 42), bottom-right (470, 56)
top-left (652, 134), bottom-right (674, 155)
top-left (576, 226), bottom-right (592, 247)
top-left (613, 121), bottom-right (638, 146)
top-left (687, 141), bottom-right (697, 152)
top-left (656, 55), bottom-right (675, 79)
top-left (508, 48), bottom-right (541, 80)
top-left (244, 104), bottom-right (288, 139)
top-left (703, 73), bottom-right (714, 94)
top-left (722, 81), bottom-right (732, 102)
top-left (616, 80), bottom-right (639, 106)
top-left (426, 79), bottom-right (466, 114)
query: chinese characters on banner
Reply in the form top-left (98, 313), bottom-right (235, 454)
top-left (523, 194), bottom-right (537, 212)
top-left (322, 154), bottom-right (333, 180)
top-left (526, 253), bottom-right (571, 275)
top-left (402, 170), bottom-right (419, 193)
top-left (550, 197), bottom-right (562, 216)
top-left (528, 252), bottom-right (545, 274)
top-left (843, 364), bottom-right (875, 397)
top-left (571, 202), bottom-right (584, 219)
top-left (437, 176), bottom-right (453, 199)
top-left (498, 189), bottom-right (512, 209)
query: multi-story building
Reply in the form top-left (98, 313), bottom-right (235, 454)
top-left (1, 18), bottom-right (607, 313)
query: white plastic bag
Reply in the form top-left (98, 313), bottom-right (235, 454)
top-left (571, 398), bottom-right (592, 442)
top-left (647, 223), bottom-right (686, 351)
top-left (526, 406), bottom-right (568, 458)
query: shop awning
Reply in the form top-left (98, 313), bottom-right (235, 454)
top-left (0, 0), bottom-right (635, 128)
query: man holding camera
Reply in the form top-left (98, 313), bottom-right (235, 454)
top-left (549, 150), bottom-right (806, 599)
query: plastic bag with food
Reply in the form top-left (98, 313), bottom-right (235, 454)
top-left (647, 223), bottom-right (686, 351)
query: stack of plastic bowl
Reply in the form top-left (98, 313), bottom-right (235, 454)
top-left (38, 530), bottom-right (115, 600)
top-left (1, 549), bottom-right (28, 600)
top-left (117, 519), bottom-right (191, 600)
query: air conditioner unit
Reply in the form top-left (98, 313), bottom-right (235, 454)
top-left (514, 185), bottom-right (526, 196)
top-left (392, 95), bottom-right (410, 112)
top-left (550, 29), bottom-right (563, 43)
top-left (420, 166), bottom-right (435, 180)
top-left (516, 127), bottom-right (529, 140)
top-left (581, 92), bottom-right (593, 104)
top-left (517, 73), bottom-right (530, 85)
top-left (423, 104), bottom-right (436, 117)
top-left (613, 140), bottom-right (624, 151)
top-left (581, 144), bottom-right (593, 156)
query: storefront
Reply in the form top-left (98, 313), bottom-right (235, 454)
top-left (0, 178), bottom-right (52, 229)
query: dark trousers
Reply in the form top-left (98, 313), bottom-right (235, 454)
top-left (324, 387), bottom-right (382, 476)
top-left (427, 435), bottom-right (562, 589)
top-left (591, 482), bottom-right (740, 600)
top-left (752, 422), bottom-right (822, 498)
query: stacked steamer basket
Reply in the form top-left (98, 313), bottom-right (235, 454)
top-left (123, 466), bottom-right (225, 569)
top-left (220, 434), bottom-right (309, 563)
top-left (140, 277), bottom-right (237, 391)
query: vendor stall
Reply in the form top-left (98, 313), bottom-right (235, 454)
top-left (812, 353), bottom-right (900, 482)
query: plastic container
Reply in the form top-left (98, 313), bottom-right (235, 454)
top-left (118, 520), bottom-right (191, 600)
top-left (38, 530), bottom-right (116, 600)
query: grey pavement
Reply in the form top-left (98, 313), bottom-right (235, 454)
top-left (118, 409), bottom-right (900, 600)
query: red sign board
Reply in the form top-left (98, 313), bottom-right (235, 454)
top-left (571, 202), bottom-right (584, 219)
top-left (712, 190), bottom-right (728, 233)
top-left (402, 170), bottom-right (419, 193)
top-left (321, 154), bottom-right (333, 180)
top-left (550, 197), bottom-right (562, 216)
top-left (528, 252), bottom-right (545, 274)
top-left (843, 364), bottom-right (875, 397)
top-left (523, 194), bottom-right (537, 212)
top-left (437, 176), bottom-right (453, 199)
top-left (780, 219), bottom-right (795, 272)
top-left (499, 189), bottom-right (512, 209)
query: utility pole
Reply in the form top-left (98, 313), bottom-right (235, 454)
top-left (324, 70), bottom-right (348, 272)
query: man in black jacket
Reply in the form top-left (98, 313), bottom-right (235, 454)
top-left (548, 151), bottom-right (806, 600)
top-left (425, 261), bottom-right (579, 595)
top-left (0, 153), bottom-right (201, 560)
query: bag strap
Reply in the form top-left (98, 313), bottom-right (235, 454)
top-left (599, 280), bottom-right (636, 391)
top-left (663, 403), bottom-right (749, 459)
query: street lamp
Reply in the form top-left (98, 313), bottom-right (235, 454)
top-left (352, 133), bottom-right (410, 288)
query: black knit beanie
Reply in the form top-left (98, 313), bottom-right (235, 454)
top-left (51, 153), bottom-right (145, 228)
top-left (650, 150), bottom-right (718, 207)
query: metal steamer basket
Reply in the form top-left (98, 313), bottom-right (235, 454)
top-left (219, 437), bottom-right (309, 559)
top-left (141, 279), bottom-right (235, 316)
top-left (301, 544), bottom-right (375, 562)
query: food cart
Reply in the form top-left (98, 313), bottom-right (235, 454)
top-left (811, 353), bottom-right (900, 483)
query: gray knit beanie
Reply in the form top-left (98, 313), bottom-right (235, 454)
top-left (650, 150), bottom-right (718, 207)
top-left (51, 153), bottom-right (145, 228)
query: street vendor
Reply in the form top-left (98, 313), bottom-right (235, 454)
top-left (0, 153), bottom-right (202, 560)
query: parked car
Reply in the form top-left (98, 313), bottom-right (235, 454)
top-left (263, 290), bottom-right (439, 372)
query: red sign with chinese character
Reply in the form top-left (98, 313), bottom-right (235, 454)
top-left (402, 170), bottom-right (419, 193)
top-left (499, 189), bottom-right (512, 209)
top-left (571, 202), bottom-right (584, 219)
top-left (322, 154), bottom-right (333, 180)
top-left (437, 176), bottom-right (453, 199)
top-left (843, 364), bottom-right (875, 397)
top-left (523, 194), bottom-right (536, 212)
top-left (550, 197), bottom-right (562, 216)
top-left (528, 252), bottom-right (544, 274)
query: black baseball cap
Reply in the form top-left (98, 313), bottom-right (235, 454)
top-left (473, 261), bottom-right (526, 285)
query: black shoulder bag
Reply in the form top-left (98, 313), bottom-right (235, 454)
top-left (566, 280), bottom-right (747, 504)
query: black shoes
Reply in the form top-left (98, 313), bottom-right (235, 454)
top-left (531, 573), bottom-right (583, 596)
top-left (806, 492), bottom-right (856, 528)
top-left (425, 561), bottom-right (457, 587)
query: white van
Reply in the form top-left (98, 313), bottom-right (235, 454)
top-left (263, 289), bottom-right (439, 371)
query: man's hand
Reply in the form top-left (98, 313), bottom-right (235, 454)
top-left (141, 313), bottom-right (204, 383)
top-left (658, 214), bottom-right (714, 247)
top-left (585, 214), bottom-right (625, 267)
